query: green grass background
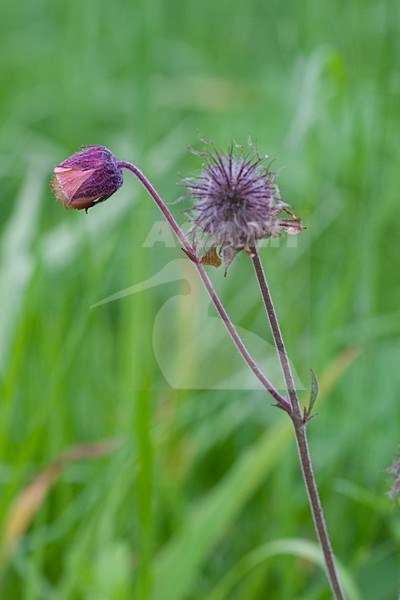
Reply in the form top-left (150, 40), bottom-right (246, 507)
top-left (0, 0), bottom-right (399, 598)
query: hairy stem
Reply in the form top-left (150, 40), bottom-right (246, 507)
top-left (250, 246), bottom-right (345, 600)
top-left (118, 161), bottom-right (291, 413)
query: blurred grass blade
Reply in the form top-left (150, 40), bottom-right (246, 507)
top-left (153, 346), bottom-right (360, 600)
top-left (1, 440), bottom-right (119, 563)
top-left (152, 422), bottom-right (291, 600)
top-left (314, 346), bottom-right (361, 399)
top-left (0, 162), bottom-right (43, 369)
top-left (285, 51), bottom-right (326, 150)
top-left (2, 463), bottom-right (61, 558)
top-left (208, 538), bottom-right (363, 600)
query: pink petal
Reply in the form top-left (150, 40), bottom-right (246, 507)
top-left (54, 166), bottom-right (96, 200)
top-left (50, 176), bottom-right (70, 208)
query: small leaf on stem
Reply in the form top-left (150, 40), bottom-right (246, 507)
top-left (304, 368), bottom-right (319, 422)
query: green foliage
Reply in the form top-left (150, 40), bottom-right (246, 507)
top-left (0, 0), bottom-right (399, 598)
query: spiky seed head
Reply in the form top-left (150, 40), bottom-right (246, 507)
top-left (183, 140), bottom-right (302, 271)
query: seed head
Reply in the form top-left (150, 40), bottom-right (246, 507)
top-left (51, 145), bottom-right (123, 211)
top-left (183, 140), bottom-right (302, 270)
top-left (387, 452), bottom-right (400, 502)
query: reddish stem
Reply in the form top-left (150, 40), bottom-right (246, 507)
top-left (118, 161), bottom-right (291, 413)
top-left (250, 246), bottom-right (345, 600)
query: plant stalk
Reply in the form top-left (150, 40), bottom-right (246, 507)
top-left (118, 159), bottom-right (344, 597)
top-left (250, 246), bottom-right (345, 600)
top-left (118, 161), bottom-right (291, 413)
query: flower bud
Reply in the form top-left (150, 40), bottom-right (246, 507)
top-left (51, 145), bottom-right (123, 211)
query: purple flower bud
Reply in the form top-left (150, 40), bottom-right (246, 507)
top-left (183, 140), bottom-right (303, 270)
top-left (51, 145), bottom-right (123, 211)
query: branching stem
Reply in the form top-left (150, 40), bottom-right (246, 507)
top-left (118, 159), bottom-right (345, 597)
top-left (118, 161), bottom-right (291, 413)
top-left (250, 246), bottom-right (345, 600)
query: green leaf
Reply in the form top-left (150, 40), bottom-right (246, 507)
top-left (307, 368), bottom-right (319, 415)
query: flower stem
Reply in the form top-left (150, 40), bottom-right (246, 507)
top-left (249, 246), bottom-right (345, 600)
top-left (118, 161), bottom-right (291, 413)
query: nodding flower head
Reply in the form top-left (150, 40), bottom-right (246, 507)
top-left (183, 139), bottom-right (303, 270)
top-left (51, 145), bottom-right (123, 211)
